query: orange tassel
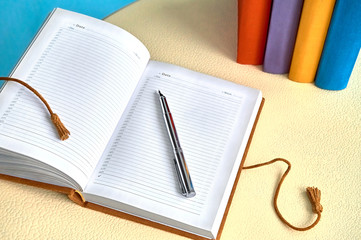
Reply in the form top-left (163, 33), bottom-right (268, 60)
top-left (51, 113), bottom-right (70, 140)
top-left (307, 187), bottom-right (323, 214)
top-left (0, 77), bottom-right (70, 141)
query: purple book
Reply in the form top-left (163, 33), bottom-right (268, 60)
top-left (263, 0), bottom-right (304, 74)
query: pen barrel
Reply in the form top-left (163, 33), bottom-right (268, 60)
top-left (173, 150), bottom-right (196, 198)
top-left (163, 112), bottom-right (182, 149)
top-left (162, 111), bottom-right (195, 197)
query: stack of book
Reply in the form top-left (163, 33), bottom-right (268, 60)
top-left (237, 0), bottom-right (361, 90)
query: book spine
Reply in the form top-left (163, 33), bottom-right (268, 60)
top-left (237, 0), bottom-right (272, 65)
top-left (315, 0), bottom-right (361, 90)
top-left (263, 0), bottom-right (304, 74)
top-left (289, 0), bottom-right (336, 83)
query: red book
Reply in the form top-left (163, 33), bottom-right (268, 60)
top-left (237, 0), bottom-right (272, 65)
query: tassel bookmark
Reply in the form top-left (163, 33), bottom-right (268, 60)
top-left (243, 158), bottom-right (323, 231)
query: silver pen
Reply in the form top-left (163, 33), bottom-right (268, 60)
top-left (158, 90), bottom-right (196, 198)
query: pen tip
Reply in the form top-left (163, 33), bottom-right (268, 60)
top-left (158, 90), bottom-right (163, 96)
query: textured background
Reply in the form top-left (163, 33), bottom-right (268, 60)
top-left (1, 0), bottom-right (360, 239)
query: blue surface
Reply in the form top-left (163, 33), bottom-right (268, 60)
top-left (315, 0), bottom-right (361, 90)
top-left (0, 0), bottom-right (137, 87)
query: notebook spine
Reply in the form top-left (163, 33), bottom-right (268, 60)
top-left (68, 189), bottom-right (87, 207)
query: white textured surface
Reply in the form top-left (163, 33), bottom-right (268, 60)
top-left (1, 0), bottom-right (360, 239)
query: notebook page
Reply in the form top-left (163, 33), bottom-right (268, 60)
top-left (85, 61), bottom-right (262, 234)
top-left (0, 9), bottom-right (150, 189)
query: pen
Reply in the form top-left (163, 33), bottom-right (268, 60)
top-left (158, 90), bottom-right (196, 198)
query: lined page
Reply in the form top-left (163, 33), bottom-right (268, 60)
top-left (0, 9), bottom-right (150, 189)
top-left (85, 61), bottom-right (262, 231)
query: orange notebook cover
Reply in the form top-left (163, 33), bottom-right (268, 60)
top-left (0, 99), bottom-right (265, 240)
top-left (237, 0), bottom-right (272, 65)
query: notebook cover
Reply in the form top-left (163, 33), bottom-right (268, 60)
top-left (314, 0), bottom-right (361, 90)
top-left (237, 0), bottom-right (272, 65)
top-left (263, 0), bottom-right (304, 74)
top-left (0, 98), bottom-right (265, 240)
top-left (288, 0), bottom-right (336, 83)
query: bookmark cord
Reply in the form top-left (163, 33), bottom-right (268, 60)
top-left (0, 77), bottom-right (70, 140)
top-left (243, 158), bottom-right (322, 231)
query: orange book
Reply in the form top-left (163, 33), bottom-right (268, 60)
top-left (237, 0), bottom-right (272, 65)
top-left (289, 0), bottom-right (336, 83)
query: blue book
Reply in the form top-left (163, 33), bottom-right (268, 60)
top-left (0, 0), bottom-right (137, 88)
top-left (315, 0), bottom-right (361, 90)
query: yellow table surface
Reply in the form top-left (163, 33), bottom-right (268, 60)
top-left (1, 0), bottom-right (360, 239)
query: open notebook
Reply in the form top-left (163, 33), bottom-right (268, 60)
top-left (0, 8), bottom-right (264, 240)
